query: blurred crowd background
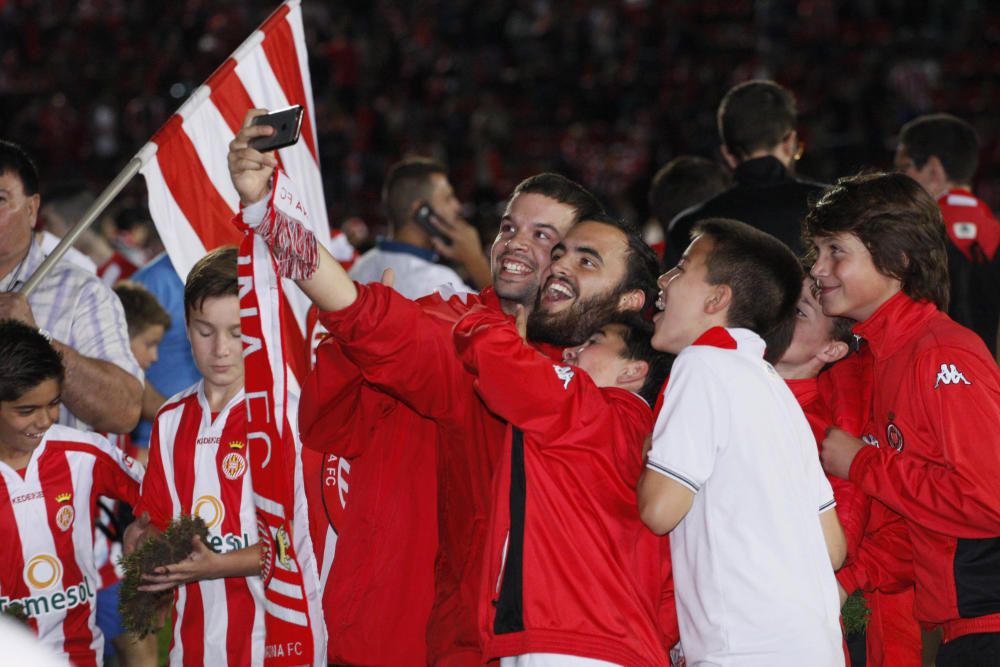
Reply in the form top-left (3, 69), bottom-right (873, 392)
top-left (2, 0), bottom-right (999, 260)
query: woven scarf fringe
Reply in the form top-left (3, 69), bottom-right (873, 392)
top-left (258, 207), bottom-right (319, 280)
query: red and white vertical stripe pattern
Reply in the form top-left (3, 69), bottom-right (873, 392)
top-left (238, 199), bottom-right (318, 664)
top-left (138, 0), bottom-right (354, 386)
top-left (143, 386), bottom-right (266, 666)
top-left (0, 426), bottom-right (142, 667)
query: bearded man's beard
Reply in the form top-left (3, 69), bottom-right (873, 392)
top-left (526, 288), bottom-right (625, 347)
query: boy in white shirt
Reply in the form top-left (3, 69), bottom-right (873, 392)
top-left (638, 218), bottom-right (847, 666)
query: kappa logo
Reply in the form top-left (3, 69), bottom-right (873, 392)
top-left (553, 365), bottom-right (575, 390)
top-left (934, 363), bottom-right (971, 388)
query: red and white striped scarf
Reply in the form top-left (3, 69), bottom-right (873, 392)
top-left (237, 170), bottom-right (317, 665)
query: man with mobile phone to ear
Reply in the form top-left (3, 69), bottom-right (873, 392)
top-left (348, 158), bottom-right (492, 298)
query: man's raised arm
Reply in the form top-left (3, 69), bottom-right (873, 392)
top-left (227, 108), bottom-right (357, 311)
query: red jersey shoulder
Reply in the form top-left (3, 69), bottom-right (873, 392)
top-left (43, 425), bottom-right (142, 474)
top-left (908, 313), bottom-right (998, 390)
top-left (940, 190), bottom-right (1000, 259)
top-left (418, 286), bottom-right (497, 322)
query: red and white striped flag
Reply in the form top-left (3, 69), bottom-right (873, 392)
top-left (137, 1), bottom-right (332, 663)
top-left (138, 0), bottom-right (353, 385)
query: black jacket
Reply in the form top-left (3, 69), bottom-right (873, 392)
top-left (665, 156), bottom-right (826, 266)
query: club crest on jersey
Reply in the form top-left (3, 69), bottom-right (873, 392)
top-left (886, 414), bottom-right (904, 452)
top-left (935, 363), bottom-right (971, 388)
top-left (55, 505), bottom-right (75, 532)
top-left (23, 554), bottom-right (62, 590)
top-left (221, 451), bottom-right (248, 481)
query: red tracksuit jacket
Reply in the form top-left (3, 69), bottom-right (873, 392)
top-left (820, 352), bottom-right (921, 666)
top-left (317, 282), bottom-right (559, 666)
top-left (454, 307), bottom-right (671, 667)
top-left (299, 338), bottom-right (439, 665)
top-left (847, 292), bottom-right (1000, 643)
top-left (787, 377), bottom-right (869, 560)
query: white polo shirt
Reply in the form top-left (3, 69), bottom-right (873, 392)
top-left (348, 239), bottom-right (473, 299)
top-left (646, 327), bottom-right (841, 667)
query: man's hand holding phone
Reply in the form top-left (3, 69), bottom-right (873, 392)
top-left (228, 109), bottom-right (280, 206)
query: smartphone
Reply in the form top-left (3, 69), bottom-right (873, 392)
top-left (414, 202), bottom-right (453, 245)
top-left (248, 105), bottom-right (304, 152)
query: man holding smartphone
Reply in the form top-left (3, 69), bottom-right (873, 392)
top-left (348, 158), bottom-right (492, 298)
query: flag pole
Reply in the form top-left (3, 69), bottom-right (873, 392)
top-left (20, 153), bottom-right (147, 296)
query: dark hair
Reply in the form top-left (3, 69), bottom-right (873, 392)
top-left (803, 172), bottom-right (949, 311)
top-left (692, 218), bottom-right (804, 361)
top-left (0, 140), bottom-right (40, 196)
top-left (649, 156), bottom-right (731, 225)
top-left (382, 157), bottom-right (447, 228)
top-left (717, 80), bottom-right (797, 159)
top-left (114, 281), bottom-right (172, 338)
top-left (184, 246), bottom-right (239, 320)
top-left (899, 113), bottom-right (979, 186)
top-left (584, 212), bottom-right (661, 311)
top-left (0, 319), bottom-right (64, 401)
top-left (507, 172), bottom-right (605, 224)
top-left (600, 312), bottom-right (674, 406)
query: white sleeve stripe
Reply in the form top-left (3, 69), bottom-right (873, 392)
top-left (646, 460), bottom-right (701, 493)
top-left (818, 499), bottom-right (837, 513)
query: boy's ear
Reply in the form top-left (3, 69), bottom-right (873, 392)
top-left (703, 283), bottom-right (732, 316)
top-left (720, 144), bottom-right (739, 170)
top-left (617, 289), bottom-right (645, 313)
top-left (924, 155), bottom-right (950, 191)
top-left (816, 340), bottom-right (849, 366)
top-left (616, 359), bottom-right (649, 388)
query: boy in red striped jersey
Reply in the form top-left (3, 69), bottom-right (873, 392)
top-left (0, 318), bottom-right (144, 666)
top-left (132, 247), bottom-right (270, 666)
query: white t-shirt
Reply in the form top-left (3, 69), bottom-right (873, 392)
top-left (348, 241), bottom-right (473, 300)
top-left (646, 328), bottom-right (842, 667)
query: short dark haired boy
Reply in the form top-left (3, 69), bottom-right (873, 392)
top-left (896, 112), bottom-right (1000, 356)
top-left (454, 305), bottom-right (673, 667)
top-left (638, 218), bottom-right (846, 666)
top-left (0, 319), bottom-right (143, 665)
top-left (809, 172), bottom-right (1000, 666)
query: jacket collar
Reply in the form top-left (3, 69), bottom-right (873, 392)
top-left (785, 376), bottom-right (819, 404)
top-left (733, 156), bottom-right (792, 187)
top-left (852, 291), bottom-right (938, 359)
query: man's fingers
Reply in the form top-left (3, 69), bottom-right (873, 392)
top-left (514, 304), bottom-right (528, 340)
top-left (379, 268), bottom-right (395, 288)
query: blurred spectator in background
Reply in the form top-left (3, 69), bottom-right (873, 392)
top-left (896, 113), bottom-right (1000, 358)
top-left (4, 2), bottom-right (1000, 244)
top-left (40, 185), bottom-right (138, 286)
top-left (649, 155), bottom-right (731, 266)
top-left (349, 157), bottom-right (490, 297)
top-left (0, 139), bottom-right (142, 433)
top-left (669, 80), bottom-right (825, 258)
top-left (130, 252), bottom-right (201, 448)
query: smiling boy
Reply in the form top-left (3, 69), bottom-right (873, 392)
top-left (0, 320), bottom-right (143, 666)
top-left (809, 172), bottom-right (1000, 665)
top-left (638, 218), bottom-right (846, 666)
